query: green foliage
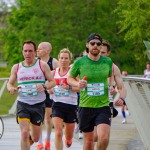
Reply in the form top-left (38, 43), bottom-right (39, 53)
top-left (0, 0), bottom-right (149, 74)
top-left (0, 68), bottom-right (11, 77)
top-left (114, 0), bottom-right (150, 74)
top-left (115, 0), bottom-right (150, 41)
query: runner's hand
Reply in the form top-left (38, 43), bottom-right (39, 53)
top-left (36, 84), bottom-right (45, 92)
top-left (114, 98), bottom-right (124, 106)
top-left (9, 87), bottom-right (17, 94)
top-left (78, 79), bottom-right (87, 88)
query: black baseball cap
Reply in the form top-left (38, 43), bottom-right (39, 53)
top-left (87, 33), bottom-right (102, 43)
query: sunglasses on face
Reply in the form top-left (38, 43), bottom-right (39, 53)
top-left (89, 42), bottom-right (101, 46)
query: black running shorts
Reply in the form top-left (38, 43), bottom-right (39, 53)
top-left (78, 106), bottom-right (111, 132)
top-left (16, 101), bottom-right (45, 126)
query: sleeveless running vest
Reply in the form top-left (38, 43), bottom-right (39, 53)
top-left (17, 59), bottom-right (46, 105)
top-left (47, 57), bottom-right (53, 70)
top-left (53, 67), bottom-right (77, 105)
top-left (45, 57), bottom-right (53, 100)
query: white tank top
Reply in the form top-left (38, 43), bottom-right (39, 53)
top-left (144, 70), bottom-right (150, 79)
top-left (17, 59), bottom-right (46, 105)
top-left (53, 67), bottom-right (77, 105)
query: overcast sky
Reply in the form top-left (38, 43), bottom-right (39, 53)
top-left (3, 0), bottom-right (15, 7)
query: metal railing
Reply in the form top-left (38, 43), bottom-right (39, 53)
top-left (0, 78), bottom-right (9, 99)
top-left (0, 117), bottom-right (4, 139)
top-left (123, 76), bottom-right (150, 150)
top-left (0, 78), bottom-right (8, 139)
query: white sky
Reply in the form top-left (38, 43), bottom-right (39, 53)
top-left (2, 0), bottom-right (15, 7)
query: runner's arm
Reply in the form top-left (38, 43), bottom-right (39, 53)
top-left (7, 64), bottom-right (18, 94)
top-left (41, 61), bottom-right (56, 90)
top-left (113, 65), bottom-right (127, 106)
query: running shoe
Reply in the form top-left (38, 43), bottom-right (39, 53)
top-left (74, 125), bottom-right (79, 134)
top-left (122, 118), bottom-right (127, 124)
top-left (65, 139), bottom-right (72, 148)
top-left (36, 143), bottom-right (44, 150)
top-left (78, 132), bottom-right (83, 139)
top-left (45, 141), bottom-right (50, 150)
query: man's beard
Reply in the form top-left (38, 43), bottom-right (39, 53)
top-left (90, 49), bottom-right (99, 56)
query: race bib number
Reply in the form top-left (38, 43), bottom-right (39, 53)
top-left (19, 84), bottom-right (38, 96)
top-left (54, 86), bottom-right (70, 97)
top-left (87, 83), bottom-right (104, 96)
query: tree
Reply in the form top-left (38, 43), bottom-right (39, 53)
top-left (0, 0), bottom-right (148, 74)
top-left (0, 0), bottom-right (121, 64)
top-left (114, 0), bottom-right (150, 73)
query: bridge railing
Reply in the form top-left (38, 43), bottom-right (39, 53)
top-left (0, 78), bottom-right (9, 99)
top-left (123, 76), bottom-right (150, 150)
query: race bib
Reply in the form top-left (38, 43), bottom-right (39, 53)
top-left (87, 83), bottom-right (104, 96)
top-left (19, 84), bottom-right (38, 96)
top-left (54, 86), bottom-right (70, 97)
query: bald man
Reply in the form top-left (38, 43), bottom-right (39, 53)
top-left (37, 42), bottom-right (59, 150)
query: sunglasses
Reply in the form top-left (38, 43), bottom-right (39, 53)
top-left (89, 42), bottom-right (101, 46)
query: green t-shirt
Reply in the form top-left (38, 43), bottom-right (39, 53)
top-left (69, 55), bottom-right (112, 108)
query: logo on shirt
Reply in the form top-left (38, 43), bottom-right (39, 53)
top-left (33, 68), bottom-right (39, 74)
top-left (37, 120), bottom-right (41, 124)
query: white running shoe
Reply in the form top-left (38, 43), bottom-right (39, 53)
top-left (122, 118), bottom-right (127, 124)
top-left (74, 125), bottom-right (79, 134)
top-left (78, 132), bottom-right (83, 139)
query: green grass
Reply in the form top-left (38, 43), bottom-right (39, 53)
top-left (0, 86), bottom-right (17, 115)
top-left (0, 68), bottom-right (17, 115)
top-left (0, 67), bottom-right (11, 78)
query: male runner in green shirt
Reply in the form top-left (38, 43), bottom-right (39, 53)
top-left (67, 33), bottom-right (124, 150)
